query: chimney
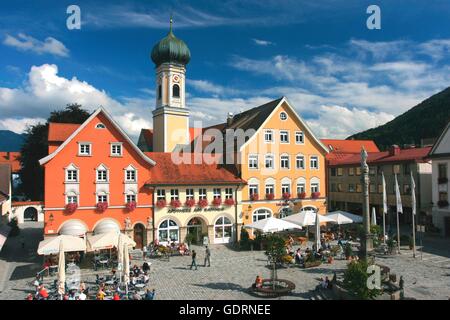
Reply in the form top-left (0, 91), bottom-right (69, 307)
top-left (227, 112), bottom-right (234, 126)
top-left (389, 145), bottom-right (401, 156)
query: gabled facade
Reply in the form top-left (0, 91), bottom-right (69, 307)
top-left (428, 121), bottom-right (450, 236)
top-left (39, 108), bottom-right (156, 248)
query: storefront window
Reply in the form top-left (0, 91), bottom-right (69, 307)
top-left (214, 216), bottom-right (232, 243)
top-left (158, 219), bottom-right (179, 243)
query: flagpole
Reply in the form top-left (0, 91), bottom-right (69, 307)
top-left (411, 171), bottom-right (417, 258)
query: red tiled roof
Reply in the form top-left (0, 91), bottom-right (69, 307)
top-left (0, 152), bottom-right (21, 172)
top-left (328, 146), bottom-right (432, 166)
top-left (144, 152), bottom-right (245, 186)
top-left (12, 201), bottom-right (43, 206)
top-left (321, 139), bottom-right (380, 154)
top-left (48, 123), bottom-right (81, 142)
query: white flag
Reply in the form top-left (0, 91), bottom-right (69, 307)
top-left (382, 171), bottom-right (388, 215)
top-left (410, 171), bottom-right (416, 215)
top-left (394, 174), bottom-right (403, 214)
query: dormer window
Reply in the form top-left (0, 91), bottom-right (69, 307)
top-left (78, 143), bottom-right (91, 156)
top-left (173, 84), bottom-right (180, 98)
top-left (111, 143), bottom-right (123, 157)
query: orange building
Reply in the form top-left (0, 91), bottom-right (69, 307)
top-left (39, 108), bottom-right (156, 248)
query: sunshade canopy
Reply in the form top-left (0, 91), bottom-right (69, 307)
top-left (325, 210), bottom-right (363, 225)
top-left (243, 217), bottom-right (301, 233)
top-left (38, 235), bottom-right (86, 255)
top-left (282, 211), bottom-right (334, 227)
top-left (87, 231), bottom-right (136, 251)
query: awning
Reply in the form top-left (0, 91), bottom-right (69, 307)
top-left (59, 220), bottom-right (87, 236)
top-left (93, 219), bottom-right (120, 235)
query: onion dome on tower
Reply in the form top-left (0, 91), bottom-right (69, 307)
top-left (151, 17), bottom-right (191, 67)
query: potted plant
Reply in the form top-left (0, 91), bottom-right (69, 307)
top-left (212, 197), bottom-right (222, 206)
top-left (156, 199), bottom-right (167, 209)
top-left (311, 192), bottom-right (321, 199)
top-left (344, 243), bottom-right (353, 260)
top-left (96, 202), bottom-right (108, 213)
top-left (185, 198), bottom-right (196, 208)
top-left (125, 201), bottom-right (136, 212)
top-left (265, 193), bottom-right (275, 200)
top-left (224, 198), bottom-right (235, 206)
top-left (198, 198), bottom-right (208, 208)
top-left (250, 193), bottom-right (259, 201)
top-left (297, 192), bottom-right (306, 199)
top-left (65, 203), bottom-right (78, 214)
top-left (170, 199), bottom-right (181, 208)
top-left (282, 192), bottom-right (291, 200)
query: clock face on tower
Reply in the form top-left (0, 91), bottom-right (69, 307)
top-left (172, 74), bottom-right (180, 83)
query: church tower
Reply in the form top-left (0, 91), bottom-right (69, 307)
top-left (151, 17), bottom-right (191, 152)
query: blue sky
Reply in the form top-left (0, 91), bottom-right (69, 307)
top-left (1, 0), bottom-right (450, 141)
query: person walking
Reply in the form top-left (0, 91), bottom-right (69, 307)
top-left (190, 250), bottom-right (198, 270)
top-left (204, 246), bottom-right (211, 267)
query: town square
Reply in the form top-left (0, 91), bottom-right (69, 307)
top-left (0, 1), bottom-right (450, 304)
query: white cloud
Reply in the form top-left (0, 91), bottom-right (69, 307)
top-left (306, 105), bottom-right (395, 139)
top-left (0, 64), bottom-right (149, 140)
top-left (0, 117), bottom-right (46, 134)
top-left (3, 34), bottom-right (69, 57)
top-left (252, 39), bottom-right (274, 46)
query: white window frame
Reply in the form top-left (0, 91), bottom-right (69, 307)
top-left (310, 156), bottom-right (319, 170)
top-left (279, 112), bottom-right (288, 121)
top-left (281, 183), bottom-right (291, 195)
top-left (265, 184), bottom-right (274, 195)
top-left (311, 182), bottom-right (320, 194)
top-left (186, 188), bottom-right (194, 200)
top-left (249, 184), bottom-right (258, 197)
top-left (110, 142), bottom-right (123, 157)
top-left (78, 142), bottom-right (92, 156)
top-left (280, 130), bottom-right (289, 144)
top-left (265, 154), bottom-right (274, 169)
top-left (126, 192), bottom-right (137, 203)
top-left (199, 188), bottom-right (207, 200)
top-left (213, 188), bottom-right (221, 199)
top-left (296, 183), bottom-right (306, 193)
top-left (97, 194), bottom-right (108, 203)
top-left (156, 189), bottom-right (166, 201)
top-left (264, 129), bottom-right (274, 143)
top-left (295, 131), bottom-right (304, 144)
top-left (248, 154), bottom-right (258, 169)
top-left (296, 155), bottom-right (305, 169)
top-left (170, 189), bottom-right (179, 201)
top-left (66, 168), bottom-right (79, 183)
top-left (95, 123), bottom-right (106, 129)
top-left (280, 154), bottom-right (290, 170)
top-left (66, 195), bottom-right (78, 204)
top-left (225, 188), bottom-right (233, 199)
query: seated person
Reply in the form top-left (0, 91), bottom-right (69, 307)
top-left (113, 292), bottom-right (120, 300)
top-left (145, 288), bottom-right (155, 300)
top-left (255, 275), bottom-right (263, 288)
top-left (38, 285), bottom-right (49, 300)
top-left (295, 249), bottom-right (303, 264)
top-left (143, 272), bottom-right (150, 284)
top-left (96, 288), bottom-right (106, 300)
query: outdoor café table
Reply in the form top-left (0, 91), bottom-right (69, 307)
top-left (135, 283), bottom-right (145, 289)
top-left (105, 280), bottom-right (115, 285)
top-left (99, 260), bottom-right (109, 269)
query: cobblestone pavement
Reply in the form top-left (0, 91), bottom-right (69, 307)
top-left (0, 223), bottom-right (449, 300)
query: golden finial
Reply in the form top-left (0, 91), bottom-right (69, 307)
top-left (169, 14), bottom-right (173, 33)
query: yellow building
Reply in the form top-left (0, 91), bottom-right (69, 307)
top-left (203, 98), bottom-right (329, 226)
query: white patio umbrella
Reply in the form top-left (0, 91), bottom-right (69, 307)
top-left (371, 207), bottom-right (377, 226)
top-left (87, 231), bottom-right (136, 251)
top-left (282, 210), bottom-right (334, 227)
top-left (38, 235), bottom-right (86, 255)
top-left (325, 211), bottom-right (363, 225)
top-left (315, 212), bottom-right (321, 250)
top-left (123, 241), bottom-right (130, 294)
top-left (243, 217), bottom-right (302, 233)
top-left (57, 240), bottom-right (65, 299)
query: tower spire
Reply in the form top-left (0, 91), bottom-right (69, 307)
top-left (169, 14), bottom-right (173, 33)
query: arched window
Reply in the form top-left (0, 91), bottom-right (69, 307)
top-left (172, 84), bottom-right (180, 98)
top-left (252, 208), bottom-right (271, 222)
top-left (279, 207), bottom-right (293, 219)
top-left (158, 219), bottom-right (179, 243)
top-left (214, 216), bottom-right (233, 244)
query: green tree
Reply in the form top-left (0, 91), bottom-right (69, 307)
top-left (264, 234), bottom-right (285, 263)
top-left (343, 259), bottom-right (382, 299)
top-left (18, 104), bottom-right (90, 200)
